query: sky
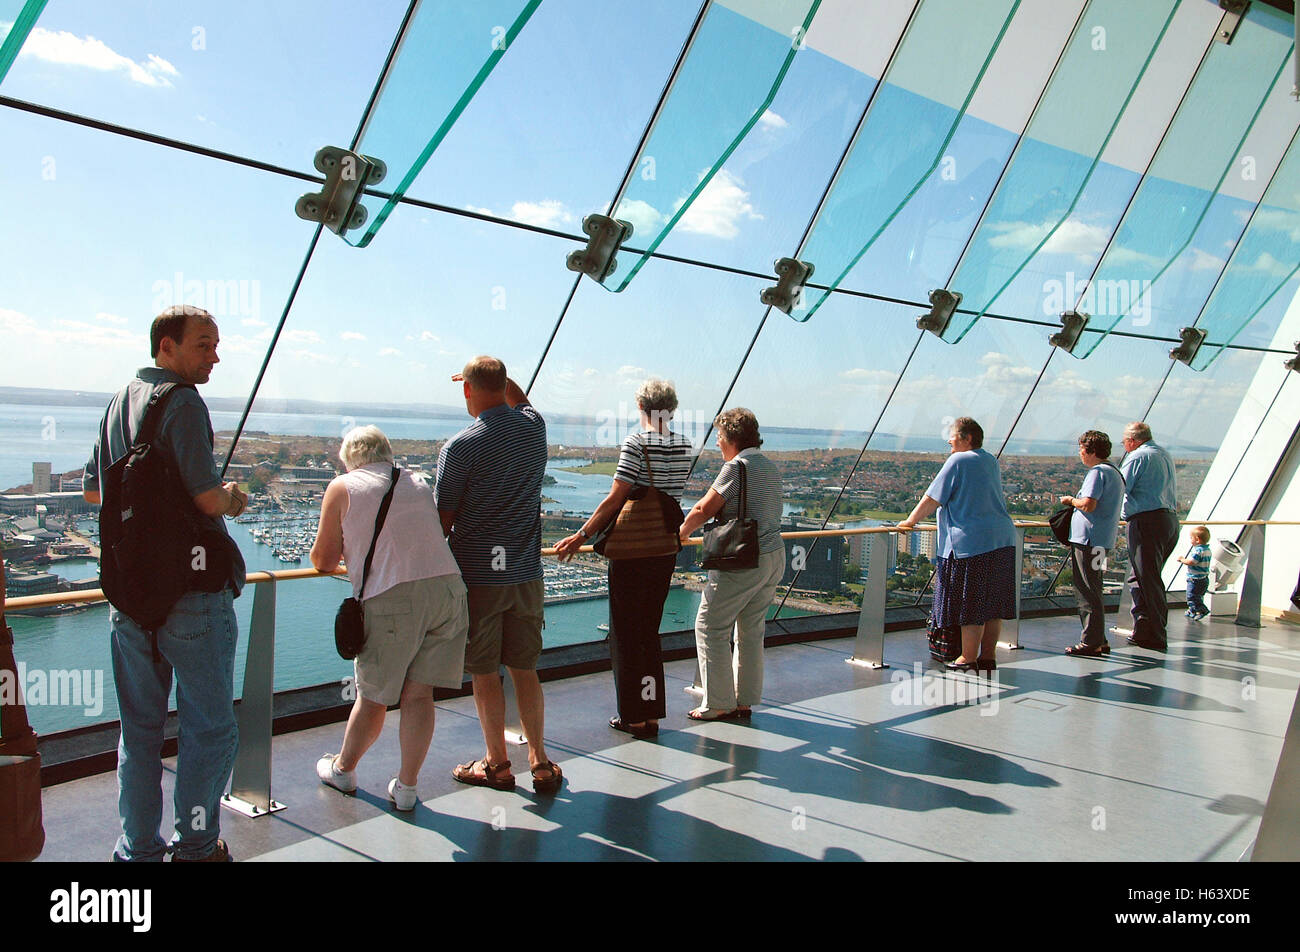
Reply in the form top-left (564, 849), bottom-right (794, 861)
top-left (1, 0), bottom-right (1298, 459)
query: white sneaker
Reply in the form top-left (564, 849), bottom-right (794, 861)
top-left (388, 777), bottom-right (418, 811)
top-left (317, 753), bottom-right (356, 794)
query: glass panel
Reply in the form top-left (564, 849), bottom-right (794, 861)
top-left (392, 0), bottom-right (702, 244)
top-left (0, 0), bottom-right (406, 173)
top-left (219, 211), bottom-right (587, 691)
top-left (1072, 2), bottom-right (1295, 357)
top-left (0, 106), bottom-right (326, 731)
top-left (346, 0), bottom-right (543, 247)
top-left (0, 0), bottom-right (45, 84)
top-left (601, 0), bottom-right (823, 291)
top-left (941, 0), bottom-right (1180, 343)
top-left (715, 293), bottom-right (927, 616)
top-left (530, 259), bottom-right (781, 643)
top-left (1192, 128), bottom-right (1300, 369)
top-left (794, 0), bottom-right (1022, 323)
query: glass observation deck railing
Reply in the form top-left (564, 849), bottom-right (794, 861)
top-left (4, 519), bottom-right (1291, 812)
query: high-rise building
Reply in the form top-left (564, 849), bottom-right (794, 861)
top-left (32, 461), bottom-right (51, 494)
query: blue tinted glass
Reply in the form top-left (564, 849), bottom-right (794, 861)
top-left (795, 0), bottom-right (1022, 323)
top-left (1072, 3), bottom-right (1294, 357)
top-left (345, 0), bottom-right (542, 247)
top-left (942, 0), bottom-right (1179, 343)
top-left (603, 0), bottom-right (822, 292)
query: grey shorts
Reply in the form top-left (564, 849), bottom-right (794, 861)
top-left (355, 575), bottom-right (468, 706)
top-left (463, 579), bottom-right (545, 675)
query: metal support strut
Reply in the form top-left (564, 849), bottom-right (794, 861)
top-left (223, 577), bottom-right (286, 817)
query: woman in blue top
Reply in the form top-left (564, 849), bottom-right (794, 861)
top-left (1060, 430), bottom-right (1124, 657)
top-left (898, 417), bottom-right (1017, 672)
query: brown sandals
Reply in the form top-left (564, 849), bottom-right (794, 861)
top-left (452, 758), bottom-right (516, 791)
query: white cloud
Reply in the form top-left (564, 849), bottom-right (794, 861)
top-left (241, 317), bottom-right (267, 327)
top-left (1186, 248), bottom-right (1227, 272)
top-left (840, 368), bottom-right (895, 386)
top-left (0, 307), bottom-right (145, 353)
top-left (987, 218), bottom-right (1112, 261)
top-left (94, 312), bottom-right (128, 325)
top-left (290, 350), bottom-right (336, 365)
top-left (1244, 250), bottom-right (1298, 278)
top-left (419, 331), bottom-right (439, 343)
top-left (979, 352), bottom-right (1039, 395)
top-left (583, 368), bottom-right (600, 377)
top-left (378, 347), bottom-right (401, 357)
top-left (19, 27), bottom-right (180, 87)
top-left (464, 204), bottom-right (496, 217)
top-left (758, 109), bottom-right (788, 130)
top-left (615, 199), bottom-right (664, 237)
top-left (616, 365), bottom-right (647, 379)
top-left (283, 329), bottom-right (321, 344)
top-left (339, 331), bottom-right (366, 341)
top-left (675, 170), bottom-right (762, 239)
top-left (510, 200), bottom-right (574, 229)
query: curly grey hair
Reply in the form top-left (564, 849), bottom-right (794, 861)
top-left (339, 425), bottom-right (394, 470)
top-left (635, 378), bottom-right (678, 416)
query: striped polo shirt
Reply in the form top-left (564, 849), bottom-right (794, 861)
top-left (613, 430), bottom-right (693, 501)
top-left (711, 448), bottom-right (784, 554)
top-left (1186, 543), bottom-right (1211, 580)
top-left (435, 402), bottom-right (547, 586)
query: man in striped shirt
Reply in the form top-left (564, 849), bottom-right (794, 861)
top-left (435, 356), bottom-right (561, 794)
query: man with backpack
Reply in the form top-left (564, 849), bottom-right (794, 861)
top-left (83, 305), bottom-right (247, 862)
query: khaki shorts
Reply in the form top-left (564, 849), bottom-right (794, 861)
top-left (355, 575), bottom-right (468, 706)
top-left (463, 579), bottom-right (545, 675)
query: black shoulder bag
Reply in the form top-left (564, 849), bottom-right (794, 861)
top-left (700, 458), bottom-right (760, 571)
top-left (334, 465), bottom-right (399, 660)
top-left (1050, 462), bottom-right (1124, 546)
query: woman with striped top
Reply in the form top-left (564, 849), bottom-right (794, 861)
top-left (679, 408), bottom-right (786, 720)
top-left (555, 379), bottom-right (692, 739)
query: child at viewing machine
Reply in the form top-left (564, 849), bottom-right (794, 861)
top-left (1177, 525), bottom-right (1212, 621)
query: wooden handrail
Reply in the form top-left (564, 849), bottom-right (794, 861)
top-left (4, 519), bottom-right (1297, 612)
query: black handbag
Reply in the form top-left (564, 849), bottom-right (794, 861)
top-left (1051, 462), bottom-right (1123, 545)
top-left (1048, 505), bottom-right (1073, 545)
top-left (926, 614), bottom-right (962, 664)
top-left (700, 458), bottom-right (760, 571)
top-left (334, 465), bottom-right (400, 661)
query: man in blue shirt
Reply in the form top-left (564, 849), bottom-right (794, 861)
top-left (83, 306), bottom-right (247, 862)
top-left (1119, 421), bottom-right (1179, 651)
top-left (435, 356), bottom-right (561, 794)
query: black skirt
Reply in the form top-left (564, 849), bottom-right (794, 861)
top-left (932, 545), bottom-right (1017, 628)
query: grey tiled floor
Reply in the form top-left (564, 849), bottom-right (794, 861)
top-left (37, 612), bottom-right (1300, 861)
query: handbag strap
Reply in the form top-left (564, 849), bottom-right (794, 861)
top-left (639, 434), bottom-right (656, 489)
top-left (357, 465), bottom-right (400, 601)
top-left (736, 457), bottom-right (748, 521)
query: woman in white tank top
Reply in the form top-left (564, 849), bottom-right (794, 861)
top-left (309, 426), bottom-right (467, 811)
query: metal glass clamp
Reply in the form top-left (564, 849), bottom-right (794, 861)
top-left (762, 257), bottom-right (815, 314)
top-left (1216, 1), bottom-right (1249, 45)
top-left (1170, 326), bottom-right (1208, 365)
top-left (295, 146), bottom-right (388, 238)
top-left (566, 215), bottom-right (634, 283)
top-left (1048, 310), bottom-right (1090, 353)
top-left (915, 289), bottom-right (963, 337)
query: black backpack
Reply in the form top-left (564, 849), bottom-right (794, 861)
top-left (99, 383), bottom-right (232, 636)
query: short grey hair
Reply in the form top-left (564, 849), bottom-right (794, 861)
top-left (635, 378), bottom-right (678, 416)
top-left (339, 425), bottom-right (393, 470)
top-left (1124, 421), bottom-right (1152, 443)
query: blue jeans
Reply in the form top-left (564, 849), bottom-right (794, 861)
top-left (110, 589), bottom-right (239, 862)
top-left (1187, 576), bottom-right (1209, 616)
